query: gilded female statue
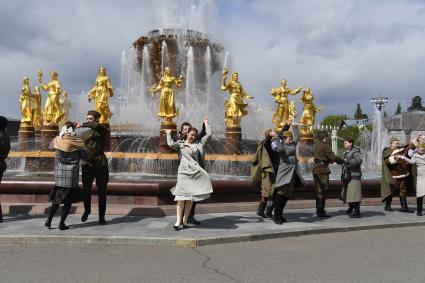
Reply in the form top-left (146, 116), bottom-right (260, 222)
top-left (150, 67), bottom-right (183, 123)
top-left (299, 88), bottom-right (323, 134)
top-left (59, 91), bottom-right (71, 126)
top-left (271, 79), bottom-right (303, 131)
top-left (20, 76), bottom-right (33, 125)
top-left (221, 68), bottom-right (253, 127)
top-left (289, 101), bottom-right (297, 121)
top-left (38, 70), bottom-right (64, 125)
top-left (88, 67), bottom-right (114, 124)
top-left (32, 86), bottom-right (43, 131)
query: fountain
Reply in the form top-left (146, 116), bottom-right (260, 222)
top-left (1, 1), bottom-right (391, 210)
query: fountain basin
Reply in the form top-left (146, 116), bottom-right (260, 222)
top-left (0, 174), bottom-right (383, 207)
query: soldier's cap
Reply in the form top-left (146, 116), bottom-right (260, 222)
top-left (390, 137), bottom-right (399, 144)
top-left (87, 110), bottom-right (101, 119)
top-left (0, 116), bottom-right (8, 129)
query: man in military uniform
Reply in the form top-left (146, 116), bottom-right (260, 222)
top-left (77, 110), bottom-right (109, 225)
top-left (252, 129), bottom-right (279, 218)
top-left (0, 116), bottom-right (11, 223)
top-left (381, 137), bottom-right (414, 213)
top-left (312, 130), bottom-right (344, 217)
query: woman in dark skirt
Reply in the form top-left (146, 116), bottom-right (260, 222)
top-left (45, 122), bottom-right (89, 230)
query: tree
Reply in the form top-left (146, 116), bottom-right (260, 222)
top-left (354, 103), bottom-right (363, 119)
top-left (395, 102), bottom-right (402, 115)
top-left (320, 115), bottom-right (347, 128)
top-left (354, 103), bottom-right (369, 120)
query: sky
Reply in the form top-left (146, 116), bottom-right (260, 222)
top-left (1, 0), bottom-right (425, 122)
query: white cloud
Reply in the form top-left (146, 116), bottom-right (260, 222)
top-left (1, 0), bottom-right (425, 124)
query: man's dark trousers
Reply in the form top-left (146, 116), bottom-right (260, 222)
top-left (82, 166), bottom-right (109, 219)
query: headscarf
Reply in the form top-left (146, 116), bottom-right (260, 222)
top-left (53, 125), bottom-right (87, 152)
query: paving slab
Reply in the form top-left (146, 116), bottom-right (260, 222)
top-left (0, 205), bottom-right (424, 247)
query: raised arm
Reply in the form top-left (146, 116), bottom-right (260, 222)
top-left (200, 117), bottom-right (212, 146)
top-left (174, 75), bottom-right (183, 87)
top-left (166, 130), bottom-right (180, 150)
top-left (221, 68), bottom-right (229, 91)
top-left (82, 121), bottom-right (107, 135)
top-left (292, 125), bottom-right (300, 145)
top-left (289, 85), bottom-right (303, 95)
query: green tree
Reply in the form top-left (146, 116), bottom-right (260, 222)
top-left (320, 115), bottom-right (347, 128)
top-left (354, 103), bottom-right (363, 119)
top-left (395, 102), bottom-right (402, 115)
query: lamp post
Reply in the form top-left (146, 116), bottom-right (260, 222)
top-left (371, 97), bottom-right (388, 112)
top-left (371, 96), bottom-right (389, 166)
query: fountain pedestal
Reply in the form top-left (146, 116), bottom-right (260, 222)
top-left (18, 123), bottom-right (35, 151)
top-left (299, 133), bottom-right (315, 158)
top-left (34, 128), bottom-right (41, 139)
top-left (225, 126), bottom-right (242, 155)
top-left (159, 122), bottom-right (177, 153)
top-left (41, 124), bottom-right (59, 150)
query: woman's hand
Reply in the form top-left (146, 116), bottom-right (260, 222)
top-left (203, 116), bottom-right (209, 124)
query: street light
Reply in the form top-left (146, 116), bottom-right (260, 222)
top-left (371, 96), bottom-right (389, 111)
top-left (370, 96), bottom-right (389, 168)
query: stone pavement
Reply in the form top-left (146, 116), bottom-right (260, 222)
top-left (1, 204), bottom-right (424, 247)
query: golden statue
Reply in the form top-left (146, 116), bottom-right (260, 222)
top-left (20, 76), bottom-right (33, 126)
top-left (150, 66), bottom-right (183, 124)
top-left (59, 91), bottom-right (71, 126)
top-left (299, 88), bottom-right (323, 135)
top-left (271, 79), bottom-right (303, 131)
top-left (32, 86), bottom-right (43, 131)
top-left (88, 67), bottom-right (114, 124)
top-left (289, 101), bottom-right (297, 120)
top-left (221, 68), bottom-right (253, 127)
top-left (37, 70), bottom-right (64, 125)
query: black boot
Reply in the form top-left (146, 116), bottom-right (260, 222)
top-left (317, 197), bottom-right (330, 218)
top-left (98, 193), bottom-right (107, 225)
top-left (345, 204), bottom-right (354, 215)
top-left (400, 196), bottom-right (414, 213)
top-left (188, 202), bottom-right (200, 225)
top-left (0, 204), bottom-right (3, 223)
top-left (281, 197), bottom-right (288, 222)
top-left (417, 197), bottom-right (423, 216)
top-left (81, 192), bottom-right (91, 222)
top-left (272, 196), bottom-right (285, 225)
top-left (59, 202), bottom-right (71, 230)
top-left (256, 201), bottom-right (267, 218)
top-left (384, 196), bottom-right (393, 211)
top-left (45, 204), bottom-right (59, 228)
top-left (265, 200), bottom-right (274, 218)
top-left (350, 202), bottom-right (362, 218)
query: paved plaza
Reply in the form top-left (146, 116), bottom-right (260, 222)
top-left (1, 204), bottom-right (424, 247)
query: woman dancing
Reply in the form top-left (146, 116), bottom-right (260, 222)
top-left (165, 116), bottom-right (212, 230)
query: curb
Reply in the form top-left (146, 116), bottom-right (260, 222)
top-left (1, 220), bottom-right (424, 247)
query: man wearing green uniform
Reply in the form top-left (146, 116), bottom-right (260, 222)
top-left (312, 130), bottom-right (344, 217)
top-left (381, 137), bottom-right (414, 213)
top-left (77, 110), bottom-right (109, 225)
